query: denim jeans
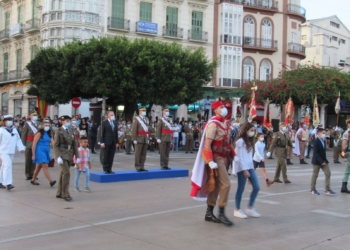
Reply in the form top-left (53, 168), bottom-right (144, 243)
top-left (235, 169), bottom-right (260, 210)
top-left (74, 167), bottom-right (90, 188)
top-left (174, 137), bottom-right (179, 151)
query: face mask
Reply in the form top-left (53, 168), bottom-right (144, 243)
top-left (189, 125), bottom-right (192, 128)
top-left (142, 111), bottom-right (146, 116)
top-left (248, 131), bottom-right (255, 137)
top-left (289, 126), bottom-right (292, 129)
top-left (127, 124), bottom-right (131, 128)
top-left (220, 107), bottom-right (228, 117)
top-left (111, 116), bottom-right (116, 121)
top-left (282, 127), bottom-right (287, 132)
top-left (72, 121), bottom-right (77, 126)
top-left (152, 125), bottom-right (154, 128)
top-left (233, 123), bottom-right (239, 128)
top-left (166, 112), bottom-right (169, 117)
top-left (321, 134), bottom-right (326, 140)
top-left (65, 122), bottom-right (71, 128)
top-left (259, 137), bottom-right (264, 142)
top-left (33, 116), bottom-right (38, 121)
top-left (44, 127), bottom-right (50, 132)
top-left (7, 121), bottom-right (13, 127)
top-left (303, 125), bottom-right (307, 128)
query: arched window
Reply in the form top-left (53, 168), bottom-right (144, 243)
top-left (261, 19), bottom-right (272, 47)
top-left (1, 92), bottom-right (9, 115)
top-left (14, 91), bottom-right (22, 117)
top-left (260, 60), bottom-right (271, 81)
top-left (243, 58), bottom-right (254, 81)
top-left (244, 17), bottom-right (255, 46)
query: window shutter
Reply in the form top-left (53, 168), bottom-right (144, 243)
top-left (191, 11), bottom-right (203, 40)
top-left (140, 2), bottom-right (152, 22)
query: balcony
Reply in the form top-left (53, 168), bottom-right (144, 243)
top-left (0, 29), bottom-right (10, 42)
top-left (219, 78), bottom-right (241, 88)
top-left (10, 23), bottom-right (25, 38)
top-left (220, 35), bottom-right (241, 45)
top-left (188, 30), bottom-right (208, 42)
top-left (287, 4), bottom-right (306, 22)
top-left (0, 69), bottom-right (29, 83)
top-left (243, 37), bottom-right (278, 52)
top-left (287, 42), bottom-right (306, 59)
top-left (162, 26), bottom-right (183, 39)
top-left (25, 18), bottom-right (40, 33)
top-left (107, 17), bottom-right (130, 31)
top-left (221, 0), bottom-right (279, 13)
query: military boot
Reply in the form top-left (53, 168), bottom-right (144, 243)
top-left (286, 159), bottom-right (293, 165)
top-left (204, 205), bottom-right (221, 223)
top-left (218, 207), bottom-right (234, 226)
top-left (341, 182), bottom-right (350, 194)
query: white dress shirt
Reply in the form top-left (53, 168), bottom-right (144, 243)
top-left (234, 138), bottom-right (254, 174)
top-left (253, 140), bottom-right (265, 162)
top-left (0, 127), bottom-right (25, 154)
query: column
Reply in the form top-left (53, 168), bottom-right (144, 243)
top-left (320, 104), bottom-right (327, 126)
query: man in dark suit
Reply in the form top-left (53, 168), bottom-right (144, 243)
top-left (310, 128), bottom-right (335, 195)
top-left (100, 111), bottom-right (119, 174)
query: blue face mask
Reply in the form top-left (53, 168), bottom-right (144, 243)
top-left (166, 112), bottom-right (169, 116)
top-left (7, 121), bottom-right (13, 127)
top-left (65, 122), bottom-right (71, 128)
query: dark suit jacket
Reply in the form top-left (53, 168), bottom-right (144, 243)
top-left (100, 119), bottom-right (119, 145)
top-left (312, 137), bottom-right (329, 165)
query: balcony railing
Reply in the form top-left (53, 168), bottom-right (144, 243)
top-left (0, 69), bottom-right (29, 82)
top-left (288, 42), bottom-right (305, 54)
top-left (25, 18), bottom-right (40, 32)
top-left (243, 37), bottom-right (278, 49)
top-left (220, 78), bottom-right (241, 88)
top-left (220, 35), bottom-right (241, 45)
top-left (162, 26), bottom-right (183, 39)
top-left (0, 29), bottom-right (10, 41)
top-left (188, 30), bottom-right (208, 42)
top-left (288, 4), bottom-right (306, 18)
top-left (220, 0), bottom-right (278, 10)
top-left (10, 23), bottom-right (24, 37)
top-left (107, 17), bottom-right (130, 31)
top-left (0, 72), bottom-right (9, 82)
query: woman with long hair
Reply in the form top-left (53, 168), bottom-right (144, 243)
top-left (233, 122), bottom-right (261, 219)
top-left (31, 118), bottom-right (56, 187)
top-left (79, 118), bottom-right (89, 138)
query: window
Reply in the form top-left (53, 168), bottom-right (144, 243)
top-left (1, 93), bottom-right (9, 115)
top-left (31, 45), bottom-right (38, 60)
top-left (261, 19), bottom-right (272, 47)
top-left (330, 21), bottom-right (340, 28)
top-left (220, 46), bottom-right (242, 88)
top-left (32, 0), bottom-right (39, 18)
top-left (140, 2), bottom-right (152, 22)
top-left (85, 13), bottom-right (99, 24)
top-left (3, 53), bottom-right (9, 81)
top-left (191, 11), bottom-right (203, 40)
top-left (18, 6), bottom-right (24, 24)
top-left (65, 12), bottom-right (82, 21)
top-left (260, 60), bottom-right (271, 81)
top-left (28, 98), bottom-right (36, 114)
top-left (66, 0), bottom-right (80, 10)
top-left (332, 36), bottom-right (338, 41)
top-left (221, 5), bottom-right (242, 45)
top-left (243, 58), bottom-right (254, 81)
top-left (51, 0), bottom-right (62, 10)
top-left (302, 35), bottom-right (307, 40)
top-left (16, 50), bottom-right (22, 78)
top-left (14, 91), bottom-right (22, 117)
top-left (84, 0), bottom-right (99, 13)
top-left (166, 7), bottom-right (178, 37)
top-left (340, 39), bottom-right (346, 44)
top-left (244, 17), bottom-right (255, 45)
top-left (50, 12), bottom-right (63, 21)
top-left (112, 0), bottom-right (125, 29)
top-left (5, 12), bottom-right (10, 35)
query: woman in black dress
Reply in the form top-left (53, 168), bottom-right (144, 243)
top-left (79, 118), bottom-right (89, 138)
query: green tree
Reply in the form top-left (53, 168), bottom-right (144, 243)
top-left (26, 37), bottom-right (217, 120)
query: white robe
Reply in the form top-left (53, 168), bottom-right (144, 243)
top-left (293, 128), bottom-right (308, 157)
top-left (0, 127), bottom-right (25, 185)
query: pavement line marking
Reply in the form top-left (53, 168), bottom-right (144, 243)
top-left (258, 191), bottom-right (275, 195)
top-left (311, 210), bottom-right (349, 218)
top-left (255, 199), bottom-right (280, 205)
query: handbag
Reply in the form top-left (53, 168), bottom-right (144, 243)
top-left (48, 158), bottom-right (55, 167)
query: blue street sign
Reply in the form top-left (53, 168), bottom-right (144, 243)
top-left (137, 21), bottom-right (158, 34)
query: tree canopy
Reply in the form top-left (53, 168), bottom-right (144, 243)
top-left (26, 37), bottom-right (217, 118)
top-left (240, 63), bottom-right (350, 105)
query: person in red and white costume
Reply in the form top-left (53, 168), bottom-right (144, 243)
top-left (190, 101), bottom-right (234, 226)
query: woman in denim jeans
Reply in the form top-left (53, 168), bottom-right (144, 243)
top-left (233, 122), bottom-right (261, 219)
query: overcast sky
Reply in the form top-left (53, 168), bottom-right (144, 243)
top-left (302, 0), bottom-right (350, 29)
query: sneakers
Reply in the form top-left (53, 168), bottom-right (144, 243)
top-left (83, 187), bottom-right (91, 193)
top-left (245, 208), bottom-right (261, 218)
top-left (234, 209), bottom-right (248, 219)
top-left (74, 188), bottom-right (80, 192)
top-left (324, 189), bottom-right (336, 195)
top-left (310, 189), bottom-right (320, 195)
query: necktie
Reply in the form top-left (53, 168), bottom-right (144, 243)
top-left (66, 128), bottom-right (69, 133)
top-left (110, 121), bottom-right (114, 130)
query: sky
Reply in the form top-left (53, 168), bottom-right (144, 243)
top-left (302, 0), bottom-right (350, 30)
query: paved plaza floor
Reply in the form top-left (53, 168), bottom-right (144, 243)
top-left (0, 148), bottom-right (349, 250)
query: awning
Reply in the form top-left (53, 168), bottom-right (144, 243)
top-left (202, 86), bottom-right (245, 99)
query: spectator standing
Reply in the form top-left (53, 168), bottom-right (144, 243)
top-left (123, 122), bottom-right (132, 154)
top-left (185, 123), bottom-right (194, 153)
top-left (79, 118), bottom-right (89, 138)
top-left (31, 118), bottom-right (56, 187)
top-left (173, 122), bottom-right (179, 151)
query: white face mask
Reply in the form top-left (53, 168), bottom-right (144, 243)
top-left (248, 131), bottom-right (255, 137)
top-left (72, 121), bottom-right (77, 126)
top-left (127, 124), bottom-right (131, 128)
top-left (220, 107), bottom-right (228, 117)
top-left (165, 111), bottom-right (170, 117)
top-left (44, 127), bottom-right (50, 132)
top-left (321, 134), bottom-right (326, 140)
top-left (33, 116), bottom-right (38, 121)
top-left (142, 111), bottom-right (146, 116)
top-left (110, 116), bottom-right (115, 121)
top-left (259, 137), bottom-right (264, 142)
top-left (282, 127), bottom-right (287, 132)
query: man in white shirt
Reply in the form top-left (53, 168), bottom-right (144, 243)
top-left (0, 115), bottom-right (25, 190)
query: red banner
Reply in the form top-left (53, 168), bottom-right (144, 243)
top-left (37, 96), bottom-right (48, 117)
